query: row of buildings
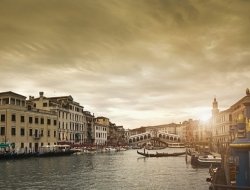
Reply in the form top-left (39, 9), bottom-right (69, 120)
top-left (124, 89), bottom-right (250, 153)
top-left (1, 89), bottom-right (249, 153)
top-left (0, 91), bottom-right (126, 153)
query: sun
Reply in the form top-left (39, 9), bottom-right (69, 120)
top-left (199, 113), bottom-right (211, 123)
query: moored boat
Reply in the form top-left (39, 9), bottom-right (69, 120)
top-left (191, 154), bottom-right (221, 167)
top-left (37, 145), bottom-right (76, 157)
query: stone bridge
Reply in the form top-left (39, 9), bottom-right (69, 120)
top-left (128, 130), bottom-right (181, 146)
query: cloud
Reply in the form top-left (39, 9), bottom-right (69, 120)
top-left (0, 0), bottom-right (250, 128)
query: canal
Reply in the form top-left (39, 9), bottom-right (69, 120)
top-left (0, 149), bottom-right (210, 190)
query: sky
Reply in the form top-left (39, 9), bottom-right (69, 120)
top-left (0, 0), bottom-right (250, 129)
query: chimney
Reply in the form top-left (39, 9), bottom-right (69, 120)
top-left (39, 92), bottom-right (44, 98)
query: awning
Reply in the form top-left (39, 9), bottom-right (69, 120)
top-left (0, 143), bottom-right (11, 148)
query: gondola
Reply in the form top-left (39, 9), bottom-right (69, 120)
top-left (137, 150), bottom-right (186, 157)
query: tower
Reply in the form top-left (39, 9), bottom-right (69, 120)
top-left (211, 97), bottom-right (219, 147)
top-left (212, 97), bottom-right (219, 118)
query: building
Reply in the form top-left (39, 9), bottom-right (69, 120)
top-left (116, 125), bottom-right (126, 145)
top-left (0, 91), bottom-right (57, 153)
top-left (31, 92), bottom-right (86, 145)
top-left (211, 89), bottom-right (250, 153)
top-left (94, 122), bottom-right (107, 145)
top-left (84, 111), bottom-right (95, 144)
top-left (193, 121), bottom-right (211, 146)
top-left (181, 119), bottom-right (198, 144)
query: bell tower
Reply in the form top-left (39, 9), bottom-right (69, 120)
top-left (212, 97), bottom-right (219, 125)
top-left (212, 97), bottom-right (219, 114)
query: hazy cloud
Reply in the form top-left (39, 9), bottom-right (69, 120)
top-left (0, 0), bottom-right (250, 128)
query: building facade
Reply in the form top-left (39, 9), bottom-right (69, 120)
top-left (94, 122), bottom-right (107, 145)
top-left (0, 91), bottom-right (57, 153)
top-left (84, 111), bottom-right (95, 144)
top-left (211, 89), bottom-right (250, 153)
top-left (31, 92), bottom-right (86, 145)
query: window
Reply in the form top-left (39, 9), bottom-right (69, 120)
top-left (40, 129), bottom-right (43, 136)
top-left (43, 103), bottom-right (47, 107)
top-left (0, 114), bottom-right (5, 122)
top-left (47, 119), bottom-right (51, 125)
top-left (10, 98), bottom-right (15, 105)
top-left (11, 114), bottom-right (16, 122)
top-left (29, 129), bottom-right (32, 136)
top-left (29, 117), bottom-right (33, 124)
top-left (11, 127), bottom-right (16, 136)
top-left (20, 128), bottom-right (25, 136)
top-left (21, 143), bottom-right (24, 148)
top-left (21, 116), bottom-right (25, 123)
top-left (54, 131), bottom-right (56, 138)
top-left (16, 99), bottom-right (20, 106)
top-left (54, 120), bottom-right (57, 126)
top-left (3, 98), bottom-right (9, 105)
top-left (48, 130), bottom-right (50, 137)
top-left (0, 127), bottom-right (5, 136)
top-left (41, 118), bottom-right (44, 125)
top-left (35, 118), bottom-right (39, 124)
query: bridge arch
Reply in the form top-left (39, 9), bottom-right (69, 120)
top-left (128, 131), bottom-right (181, 146)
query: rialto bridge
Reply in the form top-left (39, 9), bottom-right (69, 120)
top-left (128, 130), bottom-right (181, 147)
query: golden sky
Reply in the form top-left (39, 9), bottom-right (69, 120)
top-left (0, 0), bottom-right (250, 128)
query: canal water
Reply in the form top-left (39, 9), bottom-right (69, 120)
top-left (0, 148), bottom-right (210, 190)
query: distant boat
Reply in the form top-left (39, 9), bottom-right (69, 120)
top-left (137, 150), bottom-right (186, 157)
top-left (105, 147), bottom-right (117, 152)
top-left (71, 147), bottom-right (86, 155)
top-left (168, 143), bottom-right (185, 148)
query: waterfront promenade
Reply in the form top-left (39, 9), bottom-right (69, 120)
top-left (0, 148), bottom-right (209, 190)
